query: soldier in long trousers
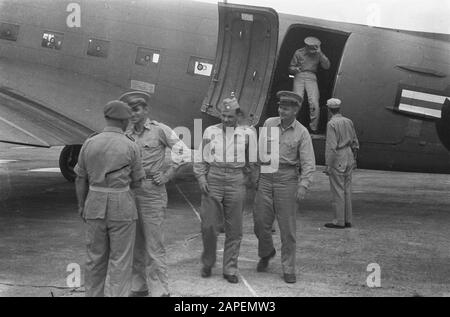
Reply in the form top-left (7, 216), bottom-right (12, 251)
top-left (289, 37), bottom-right (330, 134)
top-left (323, 98), bottom-right (359, 229)
top-left (120, 92), bottom-right (188, 297)
top-left (74, 101), bottom-right (145, 297)
top-left (194, 96), bottom-right (257, 284)
top-left (254, 91), bottom-right (316, 284)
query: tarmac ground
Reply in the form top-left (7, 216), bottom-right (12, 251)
top-left (0, 143), bottom-right (449, 297)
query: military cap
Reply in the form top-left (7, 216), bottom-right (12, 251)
top-left (220, 96), bottom-right (240, 112)
top-left (276, 90), bottom-right (303, 107)
top-left (118, 91), bottom-right (151, 107)
top-left (304, 36), bottom-right (321, 46)
top-left (326, 98), bottom-right (342, 109)
top-left (103, 100), bottom-right (132, 119)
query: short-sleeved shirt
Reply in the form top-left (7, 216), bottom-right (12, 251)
top-left (259, 117), bottom-right (316, 188)
top-left (289, 47), bottom-right (330, 79)
top-left (325, 114), bottom-right (359, 172)
top-left (74, 126), bottom-right (145, 221)
top-left (126, 119), bottom-right (188, 175)
top-left (193, 123), bottom-right (258, 182)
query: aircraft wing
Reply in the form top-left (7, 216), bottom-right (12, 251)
top-left (0, 86), bottom-right (95, 147)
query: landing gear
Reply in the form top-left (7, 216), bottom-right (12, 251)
top-left (59, 145), bottom-right (81, 182)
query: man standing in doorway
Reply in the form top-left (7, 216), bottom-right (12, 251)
top-left (254, 91), bottom-right (316, 284)
top-left (289, 36), bottom-right (330, 134)
top-left (324, 98), bottom-right (359, 229)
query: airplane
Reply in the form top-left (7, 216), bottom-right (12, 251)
top-left (0, 0), bottom-right (449, 182)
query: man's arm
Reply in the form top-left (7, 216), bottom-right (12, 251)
top-left (129, 143), bottom-right (145, 189)
top-left (288, 50), bottom-right (301, 75)
top-left (298, 130), bottom-right (316, 189)
top-left (193, 129), bottom-right (211, 194)
top-left (158, 124), bottom-right (191, 183)
top-left (75, 176), bottom-right (89, 221)
top-left (319, 51), bottom-right (331, 70)
top-left (325, 123), bottom-right (338, 171)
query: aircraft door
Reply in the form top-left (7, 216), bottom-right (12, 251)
top-left (201, 3), bottom-right (279, 125)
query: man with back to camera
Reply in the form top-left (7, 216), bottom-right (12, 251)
top-left (254, 91), bottom-right (316, 284)
top-left (289, 36), bottom-right (330, 134)
top-left (324, 98), bottom-right (359, 229)
top-left (74, 100), bottom-right (145, 297)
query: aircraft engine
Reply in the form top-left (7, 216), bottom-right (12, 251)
top-left (436, 98), bottom-right (450, 152)
top-left (59, 145), bottom-right (81, 182)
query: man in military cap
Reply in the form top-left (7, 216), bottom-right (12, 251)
top-left (194, 95), bottom-right (257, 284)
top-left (74, 100), bottom-right (146, 297)
top-left (254, 90), bottom-right (316, 284)
top-left (120, 91), bottom-right (188, 297)
top-left (324, 98), bottom-right (359, 229)
top-left (289, 36), bottom-right (331, 134)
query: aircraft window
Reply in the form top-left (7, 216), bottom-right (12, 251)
top-left (187, 56), bottom-right (214, 77)
top-left (135, 47), bottom-right (160, 66)
top-left (0, 22), bottom-right (20, 41)
top-left (41, 31), bottom-right (63, 50)
top-left (87, 38), bottom-right (110, 58)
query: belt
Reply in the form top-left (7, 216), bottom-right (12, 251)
top-left (89, 186), bottom-right (130, 193)
top-left (209, 166), bottom-right (244, 173)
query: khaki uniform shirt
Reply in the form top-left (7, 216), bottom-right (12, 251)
top-left (127, 119), bottom-right (188, 176)
top-left (74, 127), bottom-right (145, 221)
top-left (193, 124), bottom-right (258, 183)
top-left (289, 47), bottom-right (331, 79)
top-left (259, 117), bottom-right (316, 188)
top-left (325, 114), bottom-right (359, 173)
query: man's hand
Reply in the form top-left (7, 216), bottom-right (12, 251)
top-left (78, 206), bottom-right (86, 222)
top-left (296, 186), bottom-right (307, 202)
top-left (199, 180), bottom-right (210, 195)
top-left (153, 171), bottom-right (170, 186)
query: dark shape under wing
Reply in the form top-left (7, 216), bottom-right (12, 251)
top-left (436, 98), bottom-right (450, 151)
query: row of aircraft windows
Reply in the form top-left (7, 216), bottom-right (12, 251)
top-left (0, 22), bottom-right (160, 66)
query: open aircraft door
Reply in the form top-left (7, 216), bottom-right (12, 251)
top-left (201, 2), bottom-right (279, 125)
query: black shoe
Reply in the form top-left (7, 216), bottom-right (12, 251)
top-left (201, 266), bottom-right (212, 278)
top-left (283, 273), bottom-right (297, 283)
top-left (345, 222), bottom-right (352, 228)
top-left (271, 227), bottom-right (276, 234)
top-left (161, 293), bottom-right (170, 297)
top-left (129, 290), bottom-right (149, 297)
top-left (223, 274), bottom-right (239, 284)
top-left (324, 223), bottom-right (346, 229)
top-left (218, 226), bottom-right (225, 234)
top-left (257, 249), bottom-right (276, 272)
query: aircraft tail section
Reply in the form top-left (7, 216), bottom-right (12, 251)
top-left (0, 87), bottom-right (94, 147)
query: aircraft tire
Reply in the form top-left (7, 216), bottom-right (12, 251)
top-left (59, 145), bottom-right (81, 182)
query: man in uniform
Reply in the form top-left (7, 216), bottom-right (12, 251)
top-left (254, 91), bottom-right (316, 284)
top-left (324, 98), bottom-right (359, 229)
top-left (120, 91), bottom-right (187, 297)
top-left (289, 36), bottom-right (330, 134)
top-left (194, 95), bottom-right (257, 284)
top-left (74, 100), bottom-right (145, 297)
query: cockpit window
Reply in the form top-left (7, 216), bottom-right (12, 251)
top-left (0, 22), bottom-right (20, 41)
top-left (135, 47), bottom-right (160, 66)
top-left (87, 38), bottom-right (110, 58)
top-left (41, 31), bottom-right (63, 50)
